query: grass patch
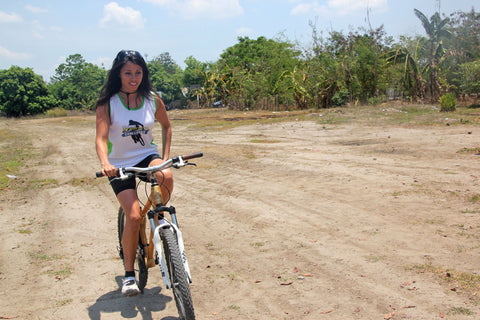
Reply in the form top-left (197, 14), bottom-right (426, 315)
top-left (457, 147), bottom-right (480, 154)
top-left (0, 126), bottom-right (36, 192)
top-left (48, 265), bottom-right (72, 279)
top-left (45, 108), bottom-right (68, 118)
top-left (406, 263), bottom-right (480, 301)
top-left (448, 306), bottom-right (474, 316)
top-left (468, 194), bottom-right (480, 203)
top-left (250, 139), bottom-right (281, 144)
top-left (365, 254), bottom-right (385, 263)
top-left (67, 177), bottom-right (103, 188)
top-left (55, 298), bottom-right (73, 307)
top-left (228, 305), bottom-right (240, 311)
top-left (251, 242), bottom-right (265, 248)
top-left (29, 251), bottom-right (62, 262)
top-left (30, 178), bottom-right (58, 189)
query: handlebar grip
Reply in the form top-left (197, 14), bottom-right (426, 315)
top-left (96, 171), bottom-right (104, 178)
top-left (182, 152), bottom-right (203, 160)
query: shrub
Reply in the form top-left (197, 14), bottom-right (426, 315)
top-left (45, 107), bottom-right (68, 117)
top-left (0, 66), bottom-right (55, 117)
top-left (440, 93), bottom-right (456, 112)
top-left (331, 89), bottom-right (349, 107)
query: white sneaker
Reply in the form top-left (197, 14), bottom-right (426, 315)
top-left (122, 277), bottom-right (140, 297)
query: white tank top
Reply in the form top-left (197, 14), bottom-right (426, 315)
top-left (107, 92), bottom-right (159, 167)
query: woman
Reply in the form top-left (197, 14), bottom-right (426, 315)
top-left (95, 50), bottom-right (173, 296)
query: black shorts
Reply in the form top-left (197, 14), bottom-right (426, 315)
top-left (109, 154), bottom-right (161, 196)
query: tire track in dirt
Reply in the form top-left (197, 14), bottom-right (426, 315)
top-left (1, 115), bottom-right (480, 319)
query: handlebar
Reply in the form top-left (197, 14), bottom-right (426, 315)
top-left (96, 152), bottom-right (203, 178)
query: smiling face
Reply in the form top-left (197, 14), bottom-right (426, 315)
top-left (119, 61), bottom-right (143, 93)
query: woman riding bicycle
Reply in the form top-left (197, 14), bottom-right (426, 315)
top-left (95, 50), bottom-right (173, 296)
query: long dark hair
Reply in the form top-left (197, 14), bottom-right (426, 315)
top-left (96, 50), bottom-right (153, 108)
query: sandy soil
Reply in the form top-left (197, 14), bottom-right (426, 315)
top-left (1, 107), bottom-right (480, 320)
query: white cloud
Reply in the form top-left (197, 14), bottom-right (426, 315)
top-left (0, 11), bottom-right (23, 23)
top-left (25, 5), bottom-right (48, 14)
top-left (0, 46), bottom-right (31, 60)
top-left (100, 2), bottom-right (145, 30)
top-left (144, 0), bottom-right (243, 19)
top-left (291, 0), bottom-right (387, 16)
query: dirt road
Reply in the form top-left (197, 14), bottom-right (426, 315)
top-left (1, 107), bottom-right (480, 319)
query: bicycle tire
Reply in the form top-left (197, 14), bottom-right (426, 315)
top-left (117, 207), bottom-right (148, 292)
top-left (160, 227), bottom-right (195, 320)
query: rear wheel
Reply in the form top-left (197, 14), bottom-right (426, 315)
top-left (160, 227), bottom-right (195, 320)
top-left (118, 207), bottom-right (148, 292)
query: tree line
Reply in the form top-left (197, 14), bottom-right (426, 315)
top-left (0, 8), bottom-right (478, 117)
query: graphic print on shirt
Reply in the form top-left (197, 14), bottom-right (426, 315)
top-left (122, 120), bottom-right (148, 146)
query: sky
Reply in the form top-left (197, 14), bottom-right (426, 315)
top-left (0, 0), bottom-right (477, 81)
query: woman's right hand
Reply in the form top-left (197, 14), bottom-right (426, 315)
top-left (101, 163), bottom-right (117, 177)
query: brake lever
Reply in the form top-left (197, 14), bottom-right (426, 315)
top-left (172, 160), bottom-right (197, 169)
top-left (109, 169), bottom-right (133, 182)
top-left (172, 156), bottom-right (186, 169)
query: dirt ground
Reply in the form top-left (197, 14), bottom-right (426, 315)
top-left (1, 106), bottom-right (480, 319)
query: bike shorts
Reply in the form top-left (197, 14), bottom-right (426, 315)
top-left (109, 154), bottom-right (162, 196)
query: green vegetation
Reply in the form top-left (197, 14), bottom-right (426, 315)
top-left (440, 93), bottom-right (457, 112)
top-left (0, 127), bottom-right (35, 191)
top-left (448, 307), bottom-right (474, 316)
top-left (0, 7), bottom-right (479, 116)
top-left (406, 263), bottom-right (480, 303)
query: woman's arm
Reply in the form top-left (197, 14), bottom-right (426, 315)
top-left (154, 95), bottom-right (172, 160)
top-left (96, 104), bottom-right (116, 176)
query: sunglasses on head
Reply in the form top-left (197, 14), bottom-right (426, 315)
top-left (116, 50), bottom-right (142, 61)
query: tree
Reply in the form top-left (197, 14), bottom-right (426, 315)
top-left (218, 36), bottom-right (300, 109)
top-left (459, 61), bottom-right (480, 96)
top-left (386, 37), bottom-right (424, 101)
top-left (183, 56), bottom-right (207, 88)
top-left (0, 66), bottom-right (56, 116)
top-left (448, 9), bottom-right (480, 61)
top-left (148, 52), bottom-right (183, 105)
top-left (49, 54), bottom-right (105, 109)
top-left (414, 9), bottom-right (452, 101)
top-left (443, 9), bottom-right (480, 95)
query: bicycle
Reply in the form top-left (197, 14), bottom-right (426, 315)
top-left (96, 152), bottom-right (203, 320)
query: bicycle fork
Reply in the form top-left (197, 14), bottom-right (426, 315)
top-left (148, 208), bottom-right (192, 289)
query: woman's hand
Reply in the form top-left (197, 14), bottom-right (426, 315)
top-left (101, 162), bottom-right (117, 177)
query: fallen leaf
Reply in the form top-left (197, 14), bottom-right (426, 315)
top-left (254, 279), bottom-right (262, 283)
top-left (384, 311), bottom-right (395, 319)
top-left (320, 310), bottom-right (333, 314)
top-left (293, 267), bottom-right (298, 273)
top-left (302, 273), bottom-right (314, 277)
top-left (280, 281), bottom-right (293, 286)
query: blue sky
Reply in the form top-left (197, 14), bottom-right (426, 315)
top-left (0, 0), bottom-right (477, 81)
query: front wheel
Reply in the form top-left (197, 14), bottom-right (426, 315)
top-left (118, 207), bottom-right (148, 292)
top-left (160, 228), bottom-right (195, 320)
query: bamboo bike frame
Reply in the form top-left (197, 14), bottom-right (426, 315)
top-left (139, 183), bottom-right (161, 269)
